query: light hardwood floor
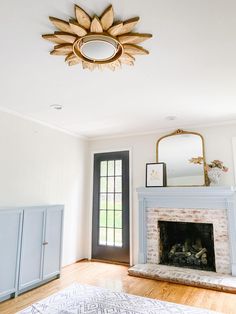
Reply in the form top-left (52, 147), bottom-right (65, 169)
top-left (1, 261), bottom-right (236, 314)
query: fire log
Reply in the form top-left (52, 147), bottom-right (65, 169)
top-left (195, 248), bottom-right (207, 259)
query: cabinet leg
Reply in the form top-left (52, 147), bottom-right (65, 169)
top-left (11, 292), bottom-right (18, 299)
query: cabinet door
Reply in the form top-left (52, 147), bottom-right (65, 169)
top-left (43, 207), bottom-right (63, 280)
top-left (0, 210), bottom-right (22, 298)
top-left (19, 208), bottom-right (45, 290)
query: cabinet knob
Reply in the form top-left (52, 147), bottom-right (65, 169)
top-left (43, 241), bottom-right (48, 245)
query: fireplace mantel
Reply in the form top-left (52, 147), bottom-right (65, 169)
top-left (137, 186), bottom-right (235, 209)
top-left (137, 186), bottom-right (236, 275)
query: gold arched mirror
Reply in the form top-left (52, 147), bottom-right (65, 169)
top-left (156, 129), bottom-right (207, 186)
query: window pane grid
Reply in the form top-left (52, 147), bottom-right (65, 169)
top-left (99, 159), bottom-right (123, 247)
top-left (100, 175), bottom-right (122, 178)
top-left (99, 192), bottom-right (122, 194)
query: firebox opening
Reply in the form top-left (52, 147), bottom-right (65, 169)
top-left (159, 221), bottom-right (216, 271)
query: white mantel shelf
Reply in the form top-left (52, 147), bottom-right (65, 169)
top-left (137, 186), bottom-right (235, 195)
top-left (137, 186), bottom-right (236, 210)
top-left (137, 186), bottom-right (236, 276)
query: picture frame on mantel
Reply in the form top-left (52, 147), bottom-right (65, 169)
top-left (146, 162), bottom-right (167, 187)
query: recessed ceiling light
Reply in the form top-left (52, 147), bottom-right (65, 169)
top-left (166, 116), bottom-right (177, 121)
top-left (50, 104), bottom-right (62, 110)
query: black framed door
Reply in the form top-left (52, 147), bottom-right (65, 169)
top-left (92, 151), bottom-right (130, 264)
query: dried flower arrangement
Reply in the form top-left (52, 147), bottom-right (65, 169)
top-left (206, 160), bottom-right (228, 172)
top-left (189, 156), bottom-right (204, 165)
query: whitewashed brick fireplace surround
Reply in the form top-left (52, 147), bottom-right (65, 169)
top-left (137, 187), bottom-right (236, 276)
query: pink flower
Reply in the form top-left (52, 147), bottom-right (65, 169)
top-left (223, 167), bottom-right (229, 173)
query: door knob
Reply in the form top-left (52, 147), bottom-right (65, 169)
top-left (43, 241), bottom-right (48, 245)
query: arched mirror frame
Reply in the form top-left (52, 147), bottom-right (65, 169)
top-left (156, 129), bottom-right (208, 186)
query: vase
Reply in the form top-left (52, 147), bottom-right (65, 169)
top-left (207, 167), bottom-right (223, 186)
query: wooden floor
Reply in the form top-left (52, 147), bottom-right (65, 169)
top-left (1, 261), bottom-right (236, 314)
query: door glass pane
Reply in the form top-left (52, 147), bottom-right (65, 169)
top-left (100, 177), bottom-right (107, 193)
top-left (99, 211), bottom-right (107, 228)
top-left (108, 177), bottom-right (114, 193)
top-left (107, 228), bottom-right (114, 246)
top-left (115, 229), bottom-right (122, 247)
top-left (115, 160), bottom-right (122, 176)
top-left (100, 194), bottom-right (106, 210)
top-left (99, 228), bottom-right (106, 245)
top-left (100, 161), bottom-right (107, 176)
top-left (115, 194), bottom-right (122, 210)
top-left (115, 177), bottom-right (122, 193)
top-left (107, 194), bottom-right (114, 210)
top-left (107, 211), bottom-right (114, 228)
top-left (108, 160), bottom-right (115, 176)
top-left (115, 211), bottom-right (122, 228)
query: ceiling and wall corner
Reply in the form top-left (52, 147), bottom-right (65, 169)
top-left (0, 0), bottom-right (236, 139)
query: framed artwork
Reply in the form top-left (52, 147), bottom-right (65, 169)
top-left (146, 162), bottom-right (167, 187)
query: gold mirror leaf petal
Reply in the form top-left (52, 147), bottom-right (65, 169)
top-left (108, 22), bottom-right (124, 37)
top-left (117, 17), bottom-right (140, 36)
top-left (69, 21), bottom-right (87, 37)
top-left (75, 5), bottom-right (91, 30)
top-left (100, 5), bottom-right (114, 31)
top-left (118, 33), bottom-right (152, 45)
top-left (49, 17), bottom-right (71, 33)
top-left (55, 33), bottom-right (77, 44)
top-left (90, 16), bottom-right (104, 33)
top-left (42, 34), bottom-right (65, 44)
top-left (123, 44), bottom-right (149, 55)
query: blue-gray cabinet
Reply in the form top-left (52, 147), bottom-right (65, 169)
top-left (19, 207), bottom-right (45, 292)
top-left (0, 209), bottom-right (23, 302)
top-left (43, 207), bottom-right (63, 280)
top-left (0, 205), bottom-right (64, 302)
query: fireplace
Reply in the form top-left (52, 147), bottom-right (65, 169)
top-left (136, 187), bottom-right (235, 275)
top-left (128, 187), bottom-right (236, 291)
top-left (159, 221), bottom-right (216, 271)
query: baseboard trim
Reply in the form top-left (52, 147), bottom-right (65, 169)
top-left (89, 258), bottom-right (130, 267)
top-left (62, 258), bottom-right (89, 269)
top-left (76, 258), bottom-right (89, 263)
top-left (63, 258), bottom-right (130, 268)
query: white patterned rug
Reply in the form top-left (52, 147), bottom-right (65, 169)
top-left (18, 283), bottom-right (221, 314)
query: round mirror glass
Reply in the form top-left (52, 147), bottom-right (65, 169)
top-left (81, 40), bottom-right (117, 61)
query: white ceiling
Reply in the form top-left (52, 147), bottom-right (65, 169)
top-left (0, 0), bottom-right (236, 139)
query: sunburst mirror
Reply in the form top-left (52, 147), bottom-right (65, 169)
top-left (42, 4), bottom-right (152, 71)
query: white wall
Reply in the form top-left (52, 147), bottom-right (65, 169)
top-left (2, 109), bottom-right (236, 268)
top-left (0, 111), bottom-right (88, 266)
top-left (87, 123), bottom-right (236, 265)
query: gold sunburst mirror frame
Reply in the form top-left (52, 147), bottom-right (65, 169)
top-left (42, 4), bottom-right (153, 71)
